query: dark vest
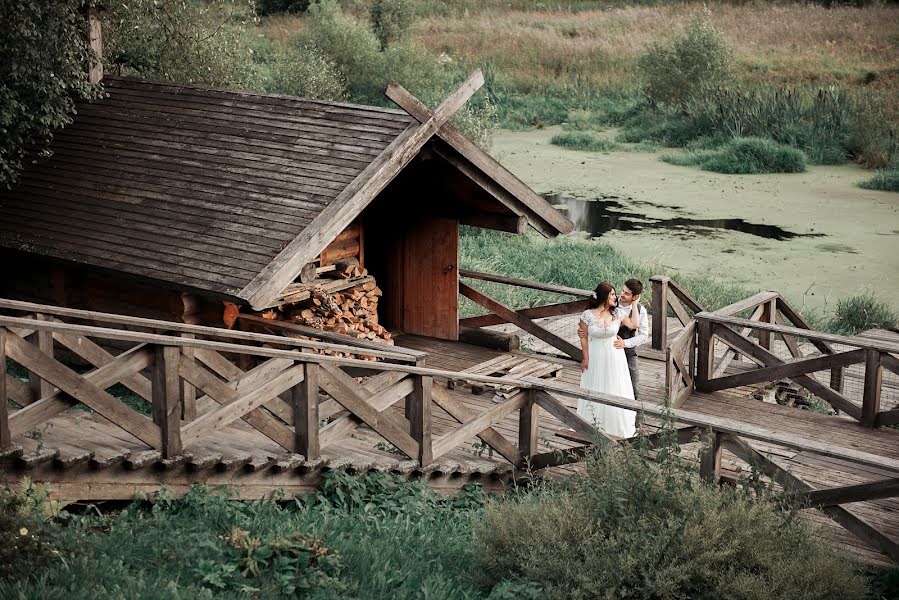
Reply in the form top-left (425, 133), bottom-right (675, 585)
top-left (617, 305), bottom-right (638, 358)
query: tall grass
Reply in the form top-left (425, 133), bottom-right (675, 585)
top-left (662, 137), bottom-right (807, 174)
top-left (827, 292), bottom-right (898, 335)
top-left (550, 131), bottom-right (620, 152)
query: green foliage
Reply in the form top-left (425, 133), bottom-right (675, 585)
top-left (637, 8), bottom-right (734, 106)
top-left (0, 0), bottom-right (101, 187)
top-left (255, 0), bottom-right (311, 16)
top-left (475, 443), bottom-right (866, 600)
top-left (550, 131), bottom-right (620, 153)
top-left (267, 43), bottom-right (348, 100)
top-left (0, 481), bottom-right (59, 581)
top-left (663, 137), bottom-right (807, 174)
top-left (827, 292), bottom-right (898, 336)
top-left (370, 0), bottom-right (414, 50)
top-left (858, 162), bottom-right (899, 193)
top-left (103, 0), bottom-right (260, 88)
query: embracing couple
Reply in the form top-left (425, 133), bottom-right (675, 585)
top-left (576, 278), bottom-right (648, 438)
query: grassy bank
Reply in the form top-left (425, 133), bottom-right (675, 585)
top-left (2, 438), bottom-right (891, 599)
top-left (459, 228), bottom-right (898, 334)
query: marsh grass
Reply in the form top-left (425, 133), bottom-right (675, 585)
top-left (662, 137), bottom-right (807, 174)
top-left (858, 163), bottom-right (899, 193)
top-left (827, 292), bottom-right (898, 335)
top-left (550, 131), bottom-right (620, 152)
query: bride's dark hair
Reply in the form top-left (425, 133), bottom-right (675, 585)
top-left (588, 282), bottom-right (615, 309)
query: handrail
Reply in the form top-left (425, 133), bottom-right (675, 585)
top-left (0, 298), bottom-right (420, 363)
top-left (459, 269), bottom-right (592, 297)
top-left (697, 312), bottom-right (899, 354)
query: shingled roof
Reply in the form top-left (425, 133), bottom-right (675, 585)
top-left (0, 76), bottom-right (572, 309)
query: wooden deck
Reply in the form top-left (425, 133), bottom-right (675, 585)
top-left (1, 310), bottom-right (897, 568)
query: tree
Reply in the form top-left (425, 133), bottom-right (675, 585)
top-left (0, 0), bottom-right (101, 188)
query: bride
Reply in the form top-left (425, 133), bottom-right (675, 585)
top-left (577, 282), bottom-right (641, 438)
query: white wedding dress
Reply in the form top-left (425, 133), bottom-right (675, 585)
top-left (577, 309), bottom-right (637, 438)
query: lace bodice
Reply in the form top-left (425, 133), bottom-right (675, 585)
top-left (580, 309), bottom-right (621, 340)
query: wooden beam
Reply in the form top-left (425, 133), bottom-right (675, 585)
top-left (666, 279), bottom-right (704, 314)
top-left (0, 328), bottom-right (9, 448)
top-left (757, 299), bottom-right (776, 350)
top-left (699, 430), bottom-right (722, 484)
top-left (533, 389), bottom-right (615, 444)
top-left (430, 383), bottom-right (519, 464)
top-left (651, 276), bottom-right (669, 350)
top-left (801, 477), bottom-right (899, 508)
top-left (432, 391), bottom-right (527, 459)
top-left (178, 355), bottom-right (296, 450)
top-left (460, 270), bottom-right (592, 298)
top-left (877, 408), bottom-right (899, 427)
top-left (703, 348), bottom-right (866, 392)
top-left (241, 70), bottom-right (486, 310)
top-left (528, 377), bottom-right (899, 472)
top-left (695, 318), bottom-right (714, 391)
top-left (518, 389), bottom-right (540, 466)
top-left (319, 376), bottom-right (413, 448)
top-left (9, 344), bottom-right (153, 437)
top-left (722, 433), bottom-right (899, 563)
top-left (151, 345), bottom-right (182, 458)
top-left (460, 299), bottom-right (590, 329)
top-left (713, 304), bottom-right (766, 378)
top-left (181, 364), bottom-right (304, 447)
top-left (459, 282), bottom-right (583, 361)
top-left (318, 364), bottom-right (419, 459)
top-left (711, 323), bottom-right (863, 420)
top-left (712, 291), bottom-right (779, 317)
top-left (385, 82), bottom-right (574, 237)
top-left (6, 332), bottom-right (162, 449)
top-left (775, 297), bottom-right (834, 356)
top-left (27, 314), bottom-right (55, 400)
top-left (409, 375), bottom-right (433, 465)
top-left (862, 349), bottom-right (883, 427)
top-left (294, 362), bottom-right (320, 459)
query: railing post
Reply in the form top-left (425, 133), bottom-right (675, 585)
top-left (695, 318), bottom-right (714, 392)
top-left (27, 313), bottom-right (54, 400)
top-left (518, 388), bottom-right (539, 467)
top-left (651, 276), bottom-right (669, 351)
top-left (757, 299), bottom-right (776, 351)
top-left (293, 362), bottom-right (320, 459)
top-left (409, 374), bottom-right (433, 465)
top-left (151, 345), bottom-right (182, 457)
top-left (699, 430), bottom-right (722, 484)
top-left (862, 349), bottom-right (882, 427)
top-left (0, 328), bottom-right (10, 448)
top-left (180, 333), bottom-right (197, 421)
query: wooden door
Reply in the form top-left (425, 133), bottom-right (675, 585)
top-left (401, 216), bottom-right (459, 340)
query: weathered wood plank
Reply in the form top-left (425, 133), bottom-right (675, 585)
top-left (712, 292), bottom-right (779, 318)
top-left (6, 334), bottom-right (161, 448)
top-left (319, 377), bottom-right (413, 448)
top-left (294, 363), bottom-right (320, 459)
top-left (862, 349), bottom-right (883, 427)
top-left (518, 390), bottom-right (540, 465)
top-left (704, 348), bottom-right (866, 392)
top-left (651, 276), bottom-right (669, 351)
top-left (802, 477), bottom-right (899, 508)
top-left (533, 390), bottom-right (613, 443)
top-left (432, 391), bottom-right (526, 459)
top-left (459, 282), bottom-right (582, 361)
top-left (151, 346), bottom-right (183, 457)
top-left (430, 383), bottom-right (519, 464)
top-left (0, 328), bottom-right (9, 447)
top-left (27, 314), bottom-right (55, 400)
top-left (459, 270), bottom-right (591, 298)
top-left (409, 375), bottom-right (433, 465)
top-left (459, 299), bottom-right (590, 329)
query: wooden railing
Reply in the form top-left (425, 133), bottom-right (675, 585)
top-left (1, 298), bottom-right (897, 561)
top-left (458, 270), bottom-right (591, 361)
top-left (649, 275), bottom-right (705, 352)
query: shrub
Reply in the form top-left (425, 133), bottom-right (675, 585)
top-left (0, 482), bottom-right (59, 581)
top-left (267, 44), bottom-right (348, 100)
top-left (103, 0), bottom-right (261, 89)
top-left (550, 131), bottom-right (620, 153)
top-left (370, 0), bottom-right (414, 50)
top-left (663, 137), bottom-right (806, 174)
top-left (475, 444), bottom-right (866, 600)
top-left (0, 0), bottom-right (101, 187)
top-left (828, 292), bottom-right (898, 335)
top-left (637, 8), bottom-right (734, 106)
top-left (858, 162), bottom-right (899, 193)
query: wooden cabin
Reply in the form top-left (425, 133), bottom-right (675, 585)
top-left (0, 75), bottom-right (572, 340)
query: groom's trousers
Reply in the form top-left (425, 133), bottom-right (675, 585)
top-left (625, 351), bottom-right (640, 401)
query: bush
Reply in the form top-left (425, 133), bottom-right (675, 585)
top-left (267, 44), bottom-right (348, 100)
top-left (370, 0), bottom-right (414, 50)
top-left (637, 8), bottom-right (734, 106)
top-left (663, 137), bottom-right (807, 174)
top-left (0, 0), bottom-right (101, 187)
top-left (475, 444), bottom-right (866, 600)
top-left (858, 163), bottom-right (899, 193)
top-left (550, 131), bottom-right (620, 153)
top-left (828, 292), bottom-right (898, 335)
top-left (103, 0), bottom-right (260, 89)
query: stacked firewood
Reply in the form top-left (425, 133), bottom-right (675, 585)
top-left (254, 261), bottom-right (391, 359)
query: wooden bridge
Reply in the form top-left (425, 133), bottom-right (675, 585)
top-left (1, 275), bottom-right (897, 567)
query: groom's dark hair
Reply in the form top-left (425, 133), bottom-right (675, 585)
top-left (624, 278), bottom-right (643, 296)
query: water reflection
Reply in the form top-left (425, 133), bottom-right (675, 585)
top-left (547, 194), bottom-right (819, 242)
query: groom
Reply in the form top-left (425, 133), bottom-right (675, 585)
top-left (578, 278), bottom-right (648, 400)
